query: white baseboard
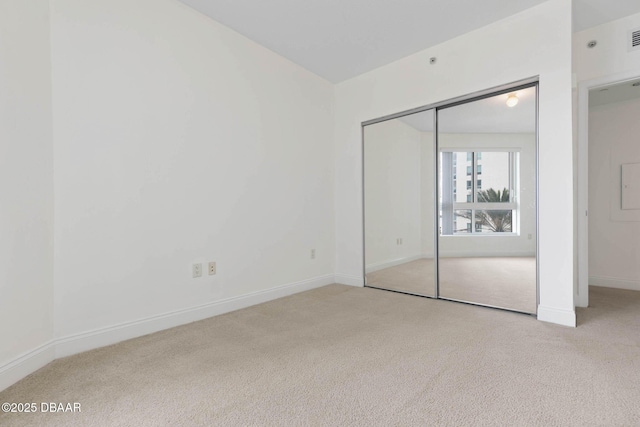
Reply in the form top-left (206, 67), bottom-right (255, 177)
top-left (0, 342), bottom-right (55, 392)
top-left (55, 273), bottom-right (335, 358)
top-left (365, 254), bottom-right (426, 273)
top-left (589, 276), bottom-right (640, 292)
top-left (537, 305), bottom-right (576, 327)
top-left (334, 274), bottom-right (363, 287)
top-left (0, 274), bottom-right (334, 392)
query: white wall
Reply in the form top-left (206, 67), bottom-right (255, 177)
top-left (334, 0), bottom-right (575, 325)
top-left (364, 120), bottom-right (423, 269)
top-left (588, 98), bottom-right (640, 290)
top-left (50, 0), bottom-right (335, 339)
top-left (0, 0), bottom-right (54, 377)
top-left (573, 12), bottom-right (640, 83)
top-left (439, 133), bottom-right (537, 257)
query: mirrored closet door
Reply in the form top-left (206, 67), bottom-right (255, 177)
top-left (363, 109), bottom-right (437, 297)
top-left (437, 86), bottom-right (537, 313)
top-left (363, 82), bottom-right (538, 315)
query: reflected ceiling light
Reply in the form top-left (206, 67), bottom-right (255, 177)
top-left (506, 94), bottom-right (519, 107)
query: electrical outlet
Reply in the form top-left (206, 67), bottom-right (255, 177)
top-left (192, 263), bottom-right (202, 278)
top-left (208, 261), bottom-right (216, 276)
top-left (311, 249), bottom-right (316, 259)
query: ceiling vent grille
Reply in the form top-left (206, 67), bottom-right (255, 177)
top-left (630, 28), bottom-right (640, 52)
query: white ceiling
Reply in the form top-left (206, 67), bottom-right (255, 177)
top-left (397, 86), bottom-right (536, 133)
top-left (179, 0), bottom-right (640, 83)
top-left (573, 0), bottom-right (640, 32)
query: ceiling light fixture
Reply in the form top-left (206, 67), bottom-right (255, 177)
top-left (506, 94), bottom-right (519, 107)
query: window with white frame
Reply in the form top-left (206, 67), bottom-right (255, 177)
top-left (440, 150), bottom-right (518, 235)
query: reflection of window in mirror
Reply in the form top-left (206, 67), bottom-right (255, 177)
top-left (441, 151), bottom-right (519, 235)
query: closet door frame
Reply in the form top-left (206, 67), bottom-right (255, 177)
top-left (361, 77), bottom-right (539, 314)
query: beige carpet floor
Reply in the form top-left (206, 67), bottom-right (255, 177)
top-left (1, 285), bottom-right (639, 426)
top-left (367, 257), bottom-right (536, 314)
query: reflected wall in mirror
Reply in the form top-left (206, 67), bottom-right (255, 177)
top-left (363, 109), bottom-right (436, 297)
top-left (437, 86), bottom-right (537, 313)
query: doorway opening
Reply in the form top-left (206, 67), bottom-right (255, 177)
top-left (577, 74), bottom-right (640, 307)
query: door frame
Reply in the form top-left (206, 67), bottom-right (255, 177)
top-left (576, 70), bottom-right (640, 308)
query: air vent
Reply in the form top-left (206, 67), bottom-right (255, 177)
top-left (630, 28), bottom-right (640, 52)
